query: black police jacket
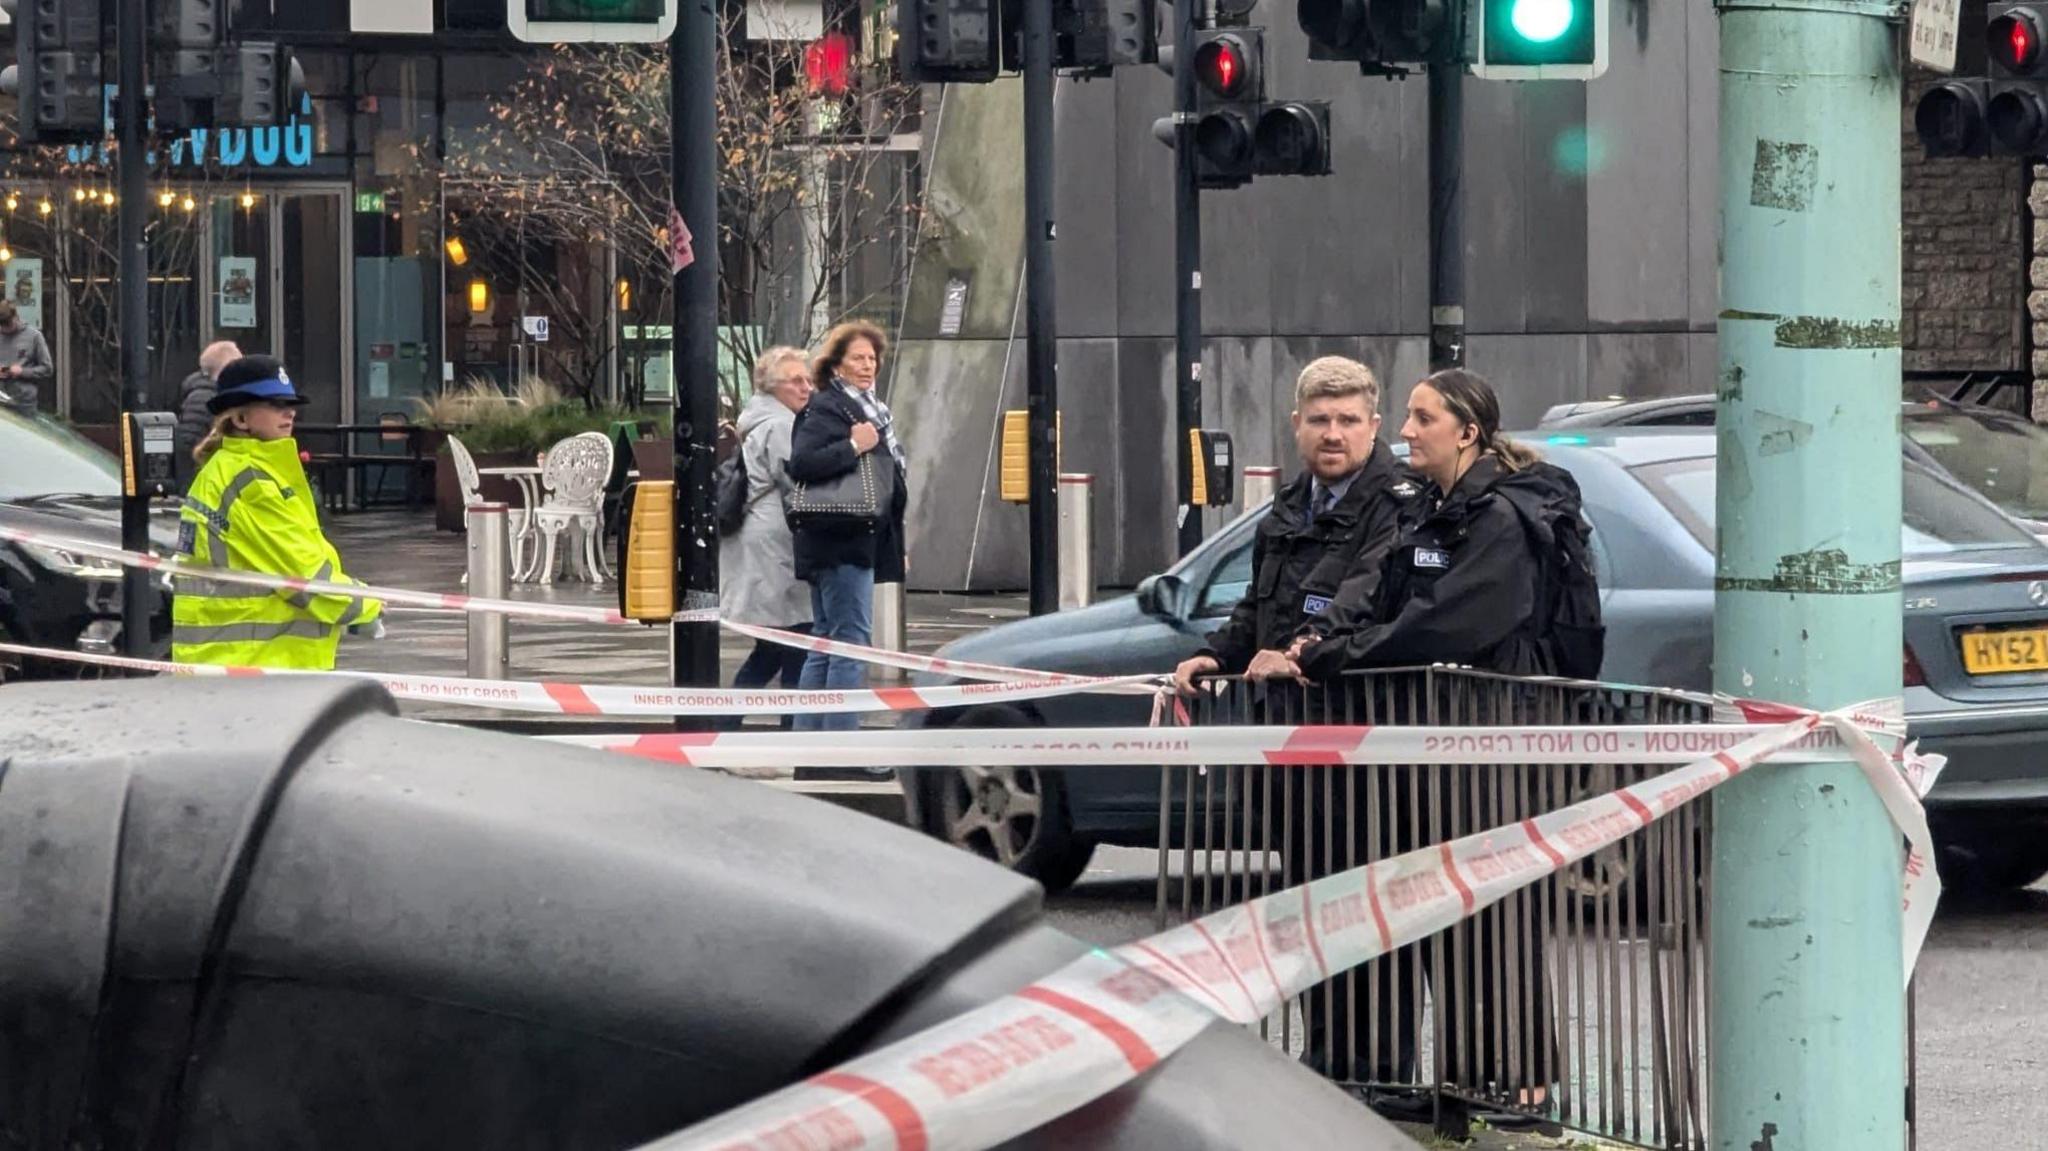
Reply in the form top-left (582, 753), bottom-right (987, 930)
top-left (1298, 455), bottom-right (1552, 679)
top-left (1200, 441), bottom-right (1414, 674)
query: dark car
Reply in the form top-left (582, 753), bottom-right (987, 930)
top-left (901, 430), bottom-right (2048, 894)
top-left (0, 401), bottom-right (176, 675)
top-left (1540, 393), bottom-right (2048, 537)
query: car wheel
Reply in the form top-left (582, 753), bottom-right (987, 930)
top-left (927, 706), bottom-right (1094, 893)
top-left (1940, 839), bottom-right (2048, 893)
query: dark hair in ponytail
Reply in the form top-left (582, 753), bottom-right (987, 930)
top-left (1422, 368), bottom-right (1540, 472)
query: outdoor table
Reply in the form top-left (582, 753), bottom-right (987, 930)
top-left (479, 464), bottom-right (545, 581)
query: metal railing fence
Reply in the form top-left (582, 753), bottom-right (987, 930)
top-left (1154, 667), bottom-right (1715, 1149)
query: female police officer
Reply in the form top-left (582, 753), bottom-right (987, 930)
top-left (173, 355), bottom-right (381, 670)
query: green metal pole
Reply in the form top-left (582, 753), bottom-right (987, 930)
top-left (1712, 3), bottom-right (1906, 1150)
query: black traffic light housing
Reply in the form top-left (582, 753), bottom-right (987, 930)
top-left (899, 0), bottom-right (1158, 82)
top-left (0, 0), bottom-right (105, 145)
top-left (1298, 0), bottom-right (1460, 71)
top-left (1190, 27), bottom-right (1264, 188)
top-left (1254, 100), bottom-right (1332, 175)
top-left (1987, 2), bottom-right (2048, 154)
top-left (1917, 2), bottom-right (2048, 158)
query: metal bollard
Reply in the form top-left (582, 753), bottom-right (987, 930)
top-left (466, 503), bottom-right (510, 681)
top-left (872, 580), bottom-right (907, 683)
top-left (1241, 465), bottom-right (1281, 513)
top-left (1057, 473), bottom-right (1093, 610)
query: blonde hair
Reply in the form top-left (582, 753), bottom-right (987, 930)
top-left (1295, 356), bottom-right (1381, 412)
top-left (193, 411), bottom-right (238, 465)
top-left (752, 345), bottom-right (809, 394)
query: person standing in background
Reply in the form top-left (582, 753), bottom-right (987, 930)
top-left (719, 346), bottom-right (816, 727)
top-left (174, 340), bottom-right (243, 487)
top-left (0, 301), bottom-right (53, 410)
top-left (785, 320), bottom-right (907, 735)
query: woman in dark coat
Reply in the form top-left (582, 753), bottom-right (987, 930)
top-left (783, 320), bottom-right (907, 733)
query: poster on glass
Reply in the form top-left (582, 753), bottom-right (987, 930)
top-left (9, 258), bottom-right (43, 330)
top-left (219, 256), bottom-right (258, 329)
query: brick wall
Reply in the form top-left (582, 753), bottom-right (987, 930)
top-left (1900, 80), bottom-right (2027, 387)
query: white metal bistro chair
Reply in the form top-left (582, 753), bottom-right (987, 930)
top-left (446, 434), bottom-right (536, 583)
top-left (532, 431), bottom-right (615, 584)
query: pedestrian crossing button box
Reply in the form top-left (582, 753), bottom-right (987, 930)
top-left (123, 411), bottom-right (178, 498)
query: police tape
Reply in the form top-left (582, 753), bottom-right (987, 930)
top-left (543, 712), bottom-right (1910, 772)
top-left (0, 642), bottom-right (1160, 715)
top-left (0, 523), bottom-right (1095, 686)
top-left (639, 701), bottom-right (1940, 1151)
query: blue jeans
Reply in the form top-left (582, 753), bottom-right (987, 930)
top-left (794, 563), bottom-right (873, 733)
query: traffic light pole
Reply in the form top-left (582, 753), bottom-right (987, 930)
top-left (669, 0), bottom-right (721, 713)
top-left (1022, 0), bottom-right (1060, 615)
top-left (1427, 61), bottom-right (1463, 372)
top-left (117, 0), bottom-right (150, 656)
top-left (1172, 0), bottom-right (1203, 557)
top-left (1712, 4), bottom-right (1906, 1148)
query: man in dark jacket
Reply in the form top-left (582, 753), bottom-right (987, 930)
top-left (173, 340), bottom-right (241, 486)
top-left (1172, 356), bottom-right (1415, 693)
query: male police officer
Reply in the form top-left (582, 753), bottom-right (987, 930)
top-left (1172, 356), bottom-right (1416, 693)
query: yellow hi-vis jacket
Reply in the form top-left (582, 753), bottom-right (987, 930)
top-left (171, 435), bottom-right (382, 670)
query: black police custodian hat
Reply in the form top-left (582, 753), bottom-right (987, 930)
top-left (207, 354), bottom-right (309, 415)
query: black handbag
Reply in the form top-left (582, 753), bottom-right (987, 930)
top-left (785, 450), bottom-right (898, 529)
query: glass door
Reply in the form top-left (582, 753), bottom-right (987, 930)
top-left (209, 194), bottom-right (274, 369)
top-left (280, 190), bottom-right (348, 427)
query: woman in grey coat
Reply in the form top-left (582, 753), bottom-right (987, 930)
top-left (720, 347), bottom-right (816, 700)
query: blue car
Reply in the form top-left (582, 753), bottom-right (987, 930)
top-left (899, 429), bottom-right (2048, 894)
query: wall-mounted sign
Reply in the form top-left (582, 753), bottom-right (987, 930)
top-left (355, 190), bottom-right (387, 213)
top-left (66, 90), bottom-right (317, 171)
top-left (218, 256), bottom-right (258, 329)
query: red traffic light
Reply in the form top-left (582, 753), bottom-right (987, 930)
top-left (804, 31), bottom-right (853, 95)
top-left (1992, 7), bottom-right (2044, 72)
top-left (1195, 38), bottom-right (1247, 97)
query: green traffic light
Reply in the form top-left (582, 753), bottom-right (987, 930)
top-left (1510, 0), bottom-right (1574, 43)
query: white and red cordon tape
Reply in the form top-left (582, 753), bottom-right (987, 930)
top-left (634, 700), bottom-right (1941, 1151)
top-left (0, 523), bottom-right (1106, 687)
top-left (0, 643), bottom-right (1157, 717)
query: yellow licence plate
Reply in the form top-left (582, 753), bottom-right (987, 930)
top-left (1959, 628), bottom-right (2048, 675)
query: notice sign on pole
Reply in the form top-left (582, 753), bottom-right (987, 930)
top-left (1911, 0), bottom-right (1961, 73)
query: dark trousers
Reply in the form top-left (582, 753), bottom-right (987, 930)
top-left (722, 623), bottom-right (812, 731)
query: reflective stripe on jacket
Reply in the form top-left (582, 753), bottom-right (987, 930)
top-left (171, 435), bottom-right (382, 669)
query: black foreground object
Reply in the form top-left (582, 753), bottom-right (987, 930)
top-left (0, 678), bottom-right (1410, 1150)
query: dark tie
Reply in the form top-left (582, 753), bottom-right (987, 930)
top-left (1308, 485), bottom-right (1334, 523)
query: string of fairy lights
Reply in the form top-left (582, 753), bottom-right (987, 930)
top-left (0, 186), bottom-right (262, 262)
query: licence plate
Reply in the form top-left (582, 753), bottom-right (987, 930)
top-left (1959, 627), bottom-right (2048, 675)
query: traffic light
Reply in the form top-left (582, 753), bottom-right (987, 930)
top-left (0, 0), bottom-right (104, 144)
top-left (1472, 0), bottom-right (1607, 80)
top-left (1297, 0), bottom-right (1461, 67)
top-left (1914, 3), bottom-right (2048, 158)
top-left (1987, 3), bottom-right (2048, 153)
top-left (1254, 100), bottom-right (1332, 175)
top-left (508, 0), bottom-right (677, 43)
top-left (1191, 28), bottom-right (1263, 188)
top-left (899, 0), bottom-right (1000, 81)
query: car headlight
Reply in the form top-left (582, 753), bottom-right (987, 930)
top-left (20, 542), bottom-right (125, 581)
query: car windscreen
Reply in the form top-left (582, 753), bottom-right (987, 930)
top-left (1632, 454), bottom-right (2037, 557)
top-left (0, 405), bottom-right (122, 502)
top-left (1903, 408), bottom-right (2048, 522)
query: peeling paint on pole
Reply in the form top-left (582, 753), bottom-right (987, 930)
top-left (1713, 1), bottom-right (1906, 1148)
